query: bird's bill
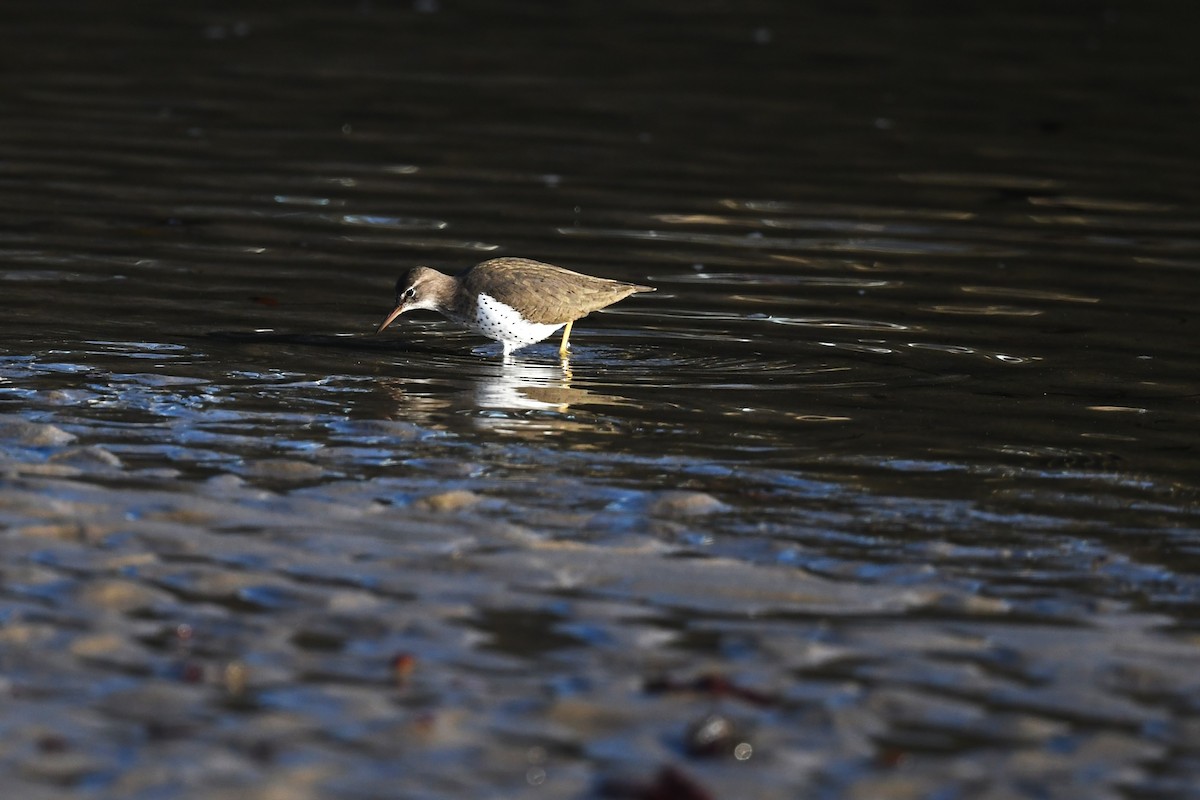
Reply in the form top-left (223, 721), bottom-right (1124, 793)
top-left (376, 305), bottom-right (407, 334)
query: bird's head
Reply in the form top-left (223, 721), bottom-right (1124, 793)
top-left (376, 266), bottom-right (445, 333)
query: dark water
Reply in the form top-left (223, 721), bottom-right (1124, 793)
top-left (2, 2), bottom-right (1199, 798)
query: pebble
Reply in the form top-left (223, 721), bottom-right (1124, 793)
top-left (19, 749), bottom-right (104, 786)
top-left (0, 415), bottom-right (76, 446)
top-left (648, 491), bottom-right (726, 518)
top-left (242, 459), bottom-right (325, 482)
top-left (48, 445), bottom-right (123, 469)
top-left (68, 633), bottom-right (155, 675)
top-left (5, 462), bottom-right (81, 477)
top-left (14, 522), bottom-right (89, 541)
top-left (79, 579), bottom-right (172, 612)
top-left (414, 490), bottom-right (482, 512)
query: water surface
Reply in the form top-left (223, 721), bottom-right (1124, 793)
top-left (2, 2), bottom-right (1199, 798)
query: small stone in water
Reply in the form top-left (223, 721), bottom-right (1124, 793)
top-left (414, 489), bottom-right (481, 512)
top-left (392, 652), bottom-right (417, 684)
top-left (48, 445), bottom-right (122, 469)
top-left (0, 415), bottom-right (76, 446)
top-left (224, 661), bottom-right (248, 696)
top-left (242, 458), bottom-right (325, 482)
top-left (684, 713), bottom-right (737, 757)
top-left (648, 491), bottom-right (725, 518)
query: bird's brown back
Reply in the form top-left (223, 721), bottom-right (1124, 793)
top-left (462, 257), bottom-right (654, 324)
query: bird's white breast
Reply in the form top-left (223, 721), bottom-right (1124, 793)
top-left (472, 293), bottom-right (564, 350)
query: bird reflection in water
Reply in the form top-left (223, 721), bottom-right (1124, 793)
top-left (474, 354), bottom-right (579, 412)
top-left (377, 352), bottom-right (634, 439)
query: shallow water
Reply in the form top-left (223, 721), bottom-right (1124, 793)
top-left (2, 2), bottom-right (1200, 798)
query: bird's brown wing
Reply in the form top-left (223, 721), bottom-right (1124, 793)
top-left (468, 258), bottom-right (653, 325)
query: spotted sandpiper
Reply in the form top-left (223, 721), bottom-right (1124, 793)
top-left (376, 257), bottom-right (654, 356)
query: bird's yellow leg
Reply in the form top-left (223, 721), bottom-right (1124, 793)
top-left (558, 320), bottom-right (573, 356)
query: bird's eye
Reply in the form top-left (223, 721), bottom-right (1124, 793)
top-left (404, 287), bottom-right (416, 299)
